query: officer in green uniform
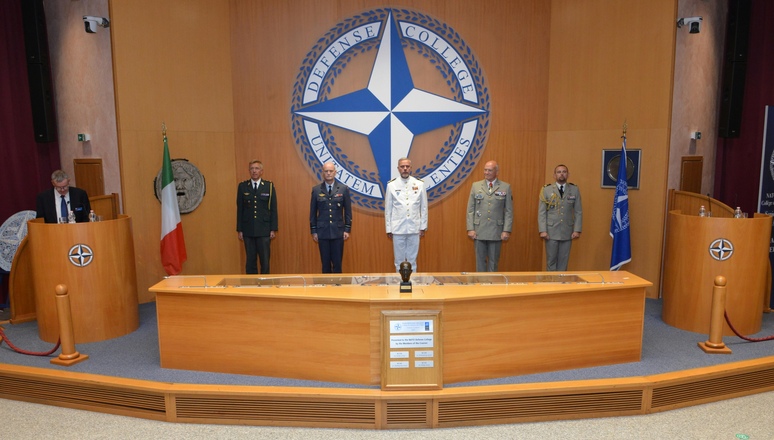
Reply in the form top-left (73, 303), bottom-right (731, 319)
top-left (466, 160), bottom-right (513, 272)
top-left (538, 164), bottom-right (582, 271)
top-left (237, 160), bottom-right (278, 274)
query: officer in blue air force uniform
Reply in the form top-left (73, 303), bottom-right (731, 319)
top-left (237, 160), bottom-right (278, 274)
top-left (538, 164), bottom-right (582, 271)
top-left (309, 162), bottom-right (352, 273)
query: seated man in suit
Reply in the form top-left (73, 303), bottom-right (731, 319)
top-left (35, 170), bottom-right (91, 223)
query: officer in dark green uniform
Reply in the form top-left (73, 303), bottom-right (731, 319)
top-left (237, 160), bottom-right (278, 274)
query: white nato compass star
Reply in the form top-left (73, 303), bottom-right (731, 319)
top-left (68, 244), bottom-right (94, 267)
top-left (708, 238), bottom-right (734, 261)
top-left (291, 8), bottom-right (490, 212)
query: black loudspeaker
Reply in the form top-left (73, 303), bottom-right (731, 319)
top-left (26, 63), bottom-right (57, 143)
top-left (20, 0), bottom-right (57, 143)
top-left (718, 0), bottom-right (752, 138)
top-left (20, 0), bottom-right (49, 64)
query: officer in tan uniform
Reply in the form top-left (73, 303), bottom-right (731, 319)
top-left (538, 164), bottom-right (582, 271)
top-left (466, 160), bottom-right (513, 272)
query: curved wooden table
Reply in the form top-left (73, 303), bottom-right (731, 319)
top-left (151, 271), bottom-right (651, 385)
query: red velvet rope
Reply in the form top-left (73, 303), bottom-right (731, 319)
top-left (0, 326), bottom-right (61, 356)
top-left (724, 311), bottom-right (774, 342)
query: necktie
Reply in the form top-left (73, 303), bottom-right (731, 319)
top-left (328, 185), bottom-right (332, 195)
top-left (488, 182), bottom-right (493, 191)
top-left (60, 195), bottom-right (68, 219)
top-left (559, 185), bottom-right (564, 197)
top-left (253, 182), bottom-right (257, 191)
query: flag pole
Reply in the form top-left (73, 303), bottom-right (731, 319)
top-left (159, 122), bottom-right (187, 275)
top-left (610, 120), bottom-right (632, 271)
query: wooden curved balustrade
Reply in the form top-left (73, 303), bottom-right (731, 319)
top-left (1, 357), bottom-right (773, 429)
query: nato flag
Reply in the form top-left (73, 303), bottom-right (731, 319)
top-left (610, 137), bottom-right (632, 270)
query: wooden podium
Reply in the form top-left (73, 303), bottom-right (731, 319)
top-left (26, 216), bottom-right (139, 343)
top-left (151, 272), bottom-right (650, 385)
top-left (662, 207), bottom-right (772, 335)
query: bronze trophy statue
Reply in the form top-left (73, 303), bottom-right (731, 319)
top-left (399, 260), bottom-right (413, 293)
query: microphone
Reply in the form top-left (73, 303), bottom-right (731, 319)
top-left (706, 193), bottom-right (712, 217)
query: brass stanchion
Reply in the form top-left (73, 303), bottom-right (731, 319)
top-left (698, 276), bottom-right (732, 354)
top-left (50, 284), bottom-right (89, 366)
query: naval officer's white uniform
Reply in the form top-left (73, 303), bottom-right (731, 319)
top-left (384, 175), bottom-right (428, 272)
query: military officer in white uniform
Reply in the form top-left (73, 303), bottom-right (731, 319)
top-left (466, 160), bottom-right (514, 272)
top-left (385, 158), bottom-right (428, 272)
top-left (538, 164), bottom-right (582, 271)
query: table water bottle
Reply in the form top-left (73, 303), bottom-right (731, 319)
top-left (698, 205), bottom-right (706, 217)
top-left (734, 207), bottom-right (742, 218)
top-left (89, 210), bottom-right (97, 222)
top-left (68, 210), bottom-right (76, 223)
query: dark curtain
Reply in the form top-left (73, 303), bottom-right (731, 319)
top-left (0, 0), bottom-right (60, 224)
top-left (714, 0), bottom-right (774, 211)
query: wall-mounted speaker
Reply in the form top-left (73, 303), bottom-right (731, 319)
top-left (20, 0), bottom-right (57, 143)
top-left (718, 0), bottom-right (752, 138)
top-left (20, 0), bottom-right (49, 64)
top-left (26, 63), bottom-right (57, 143)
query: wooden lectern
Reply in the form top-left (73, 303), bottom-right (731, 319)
top-left (662, 192), bottom-right (772, 335)
top-left (25, 216), bottom-right (139, 343)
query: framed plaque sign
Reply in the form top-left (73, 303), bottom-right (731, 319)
top-left (381, 310), bottom-right (442, 391)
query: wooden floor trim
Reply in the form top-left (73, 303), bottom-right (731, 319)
top-left (1, 357), bottom-right (774, 429)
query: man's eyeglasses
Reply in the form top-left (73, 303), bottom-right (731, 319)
top-left (54, 182), bottom-right (69, 192)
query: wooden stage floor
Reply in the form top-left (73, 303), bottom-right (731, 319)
top-left (2, 272), bottom-right (774, 430)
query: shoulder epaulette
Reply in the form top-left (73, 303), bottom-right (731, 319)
top-left (568, 182), bottom-right (576, 186)
top-left (543, 183), bottom-right (552, 187)
top-left (388, 178), bottom-right (396, 183)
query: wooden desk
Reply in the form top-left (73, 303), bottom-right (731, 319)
top-left (151, 271), bottom-right (651, 385)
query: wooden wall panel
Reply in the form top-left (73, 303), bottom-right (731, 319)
top-left (118, 130), bottom-right (239, 301)
top-left (546, 0), bottom-right (677, 296)
top-left (111, 1), bottom-right (234, 132)
top-left (230, 0), bottom-right (551, 275)
top-left (112, 0), bottom-right (237, 301)
top-left (110, 0), bottom-right (676, 301)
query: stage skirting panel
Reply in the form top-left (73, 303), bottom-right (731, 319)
top-left (151, 272), bottom-right (651, 386)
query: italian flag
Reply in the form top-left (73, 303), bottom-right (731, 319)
top-left (160, 135), bottom-right (187, 275)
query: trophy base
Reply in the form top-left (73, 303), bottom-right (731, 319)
top-left (399, 282), bottom-right (412, 293)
